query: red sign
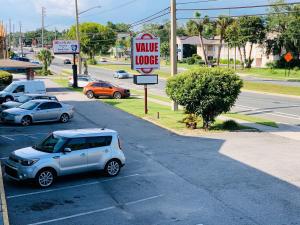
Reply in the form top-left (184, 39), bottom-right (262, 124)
top-left (132, 33), bottom-right (160, 74)
top-left (284, 52), bottom-right (293, 63)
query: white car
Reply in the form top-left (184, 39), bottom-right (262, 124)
top-left (68, 75), bottom-right (95, 88)
top-left (113, 70), bottom-right (130, 79)
top-left (4, 128), bottom-right (126, 187)
top-left (0, 80), bottom-right (46, 103)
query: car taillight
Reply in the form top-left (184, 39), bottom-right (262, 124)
top-left (118, 136), bottom-right (122, 150)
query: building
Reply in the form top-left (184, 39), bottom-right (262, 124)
top-left (0, 23), bottom-right (6, 59)
top-left (177, 36), bottom-right (279, 68)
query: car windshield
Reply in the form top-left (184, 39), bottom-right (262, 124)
top-left (118, 70), bottom-right (126, 73)
top-left (3, 84), bottom-right (16, 93)
top-left (17, 95), bottom-right (31, 103)
top-left (33, 134), bottom-right (66, 153)
top-left (19, 101), bottom-right (40, 110)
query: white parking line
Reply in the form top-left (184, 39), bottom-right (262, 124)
top-left (27, 135), bottom-right (38, 139)
top-left (26, 194), bottom-right (163, 225)
top-left (0, 136), bottom-right (14, 141)
top-left (0, 157), bottom-right (8, 160)
top-left (7, 174), bottom-right (140, 199)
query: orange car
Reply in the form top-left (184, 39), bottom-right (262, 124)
top-left (83, 81), bottom-right (130, 99)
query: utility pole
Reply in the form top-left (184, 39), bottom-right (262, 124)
top-left (19, 21), bottom-right (23, 57)
top-left (170, 0), bottom-right (178, 111)
top-left (42, 7), bottom-right (46, 48)
top-left (54, 27), bottom-right (57, 40)
top-left (9, 19), bottom-right (11, 50)
top-left (75, 0), bottom-right (82, 74)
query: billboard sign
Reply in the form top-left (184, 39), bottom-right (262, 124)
top-left (53, 40), bottom-right (80, 54)
top-left (132, 33), bottom-right (160, 74)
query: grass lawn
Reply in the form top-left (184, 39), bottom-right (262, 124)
top-left (101, 97), bottom-right (254, 132)
top-left (238, 68), bottom-right (300, 81)
top-left (130, 89), bottom-right (171, 103)
top-left (243, 81), bottom-right (300, 96)
top-left (93, 64), bottom-right (171, 79)
top-left (225, 113), bottom-right (278, 128)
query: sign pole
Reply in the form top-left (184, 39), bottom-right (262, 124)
top-left (72, 53), bottom-right (78, 88)
top-left (144, 84), bottom-right (148, 114)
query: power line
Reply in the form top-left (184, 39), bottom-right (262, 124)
top-left (177, 2), bottom-right (300, 11)
top-left (177, 10), bottom-right (300, 20)
top-left (130, 7), bottom-right (170, 27)
top-left (130, 11), bottom-right (170, 28)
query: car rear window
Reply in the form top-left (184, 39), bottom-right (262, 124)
top-left (86, 136), bottom-right (112, 148)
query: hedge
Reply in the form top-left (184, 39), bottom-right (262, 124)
top-left (0, 71), bottom-right (13, 85)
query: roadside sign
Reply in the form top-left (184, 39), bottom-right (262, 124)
top-left (53, 40), bottom-right (80, 54)
top-left (133, 74), bottom-right (158, 85)
top-left (284, 52), bottom-right (293, 63)
top-left (131, 33), bottom-right (160, 74)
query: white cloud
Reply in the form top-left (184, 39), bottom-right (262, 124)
top-left (31, 0), bottom-right (99, 17)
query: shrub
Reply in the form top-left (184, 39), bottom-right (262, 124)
top-left (186, 57), bottom-right (196, 65)
top-left (182, 113), bottom-right (200, 129)
top-left (220, 59), bottom-right (241, 65)
top-left (293, 66), bottom-right (300, 71)
top-left (266, 62), bottom-right (276, 70)
top-left (222, 120), bottom-right (239, 130)
top-left (0, 71), bottom-right (13, 85)
top-left (192, 54), bottom-right (202, 60)
top-left (181, 58), bottom-right (187, 64)
top-left (88, 58), bottom-right (97, 65)
top-left (166, 67), bottom-right (243, 129)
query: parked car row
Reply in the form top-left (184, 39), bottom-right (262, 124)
top-left (0, 80), bottom-right (74, 126)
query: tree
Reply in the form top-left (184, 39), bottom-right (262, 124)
top-left (186, 12), bottom-right (211, 65)
top-left (37, 49), bottom-right (53, 75)
top-left (216, 16), bottom-right (233, 66)
top-left (161, 42), bottom-right (170, 60)
top-left (166, 67), bottom-right (243, 129)
top-left (107, 22), bottom-right (131, 33)
top-left (266, 1), bottom-right (300, 59)
top-left (239, 16), bottom-right (266, 68)
top-left (67, 22), bottom-right (116, 59)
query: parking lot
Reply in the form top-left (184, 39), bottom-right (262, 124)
top-left (2, 79), bottom-right (300, 225)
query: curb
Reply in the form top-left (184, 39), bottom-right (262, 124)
top-left (242, 89), bottom-right (300, 99)
top-left (0, 163), bottom-right (9, 225)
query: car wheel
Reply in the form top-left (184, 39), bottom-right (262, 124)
top-left (35, 169), bottom-right (55, 188)
top-left (60, 113), bottom-right (69, 123)
top-left (4, 96), bottom-right (13, 102)
top-left (21, 116), bottom-right (32, 126)
top-left (86, 91), bottom-right (94, 99)
top-left (105, 159), bottom-right (121, 177)
top-left (113, 92), bottom-right (122, 99)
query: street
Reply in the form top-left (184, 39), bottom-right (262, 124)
top-left (1, 79), bottom-right (300, 225)
top-left (51, 57), bottom-right (300, 126)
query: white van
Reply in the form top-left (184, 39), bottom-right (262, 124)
top-left (0, 80), bottom-right (46, 103)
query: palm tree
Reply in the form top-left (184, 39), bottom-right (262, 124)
top-left (37, 49), bottom-right (53, 75)
top-left (216, 16), bottom-right (232, 66)
top-left (187, 12), bottom-right (210, 65)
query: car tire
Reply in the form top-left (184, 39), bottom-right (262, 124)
top-left (60, 113), bottom-right (69, 123)
top-left (113, 92), bottom-right (122, 99)
top-left (21, 116), bottom-right (32, 126)
top-left (105, 159), bottom-right (121, 177)
top-left (4, 96), bottom-right (13, 102)
top-left (86, 91), bottom-right (94, 99)
top-left (35, 168), bottom-right (56, 188)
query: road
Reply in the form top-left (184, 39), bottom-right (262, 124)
top-left (2, 79), bottom-right (300, 225)
top-left (50, 57), bottom-right (300, 126)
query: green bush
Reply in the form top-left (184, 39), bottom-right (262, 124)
top-left (88, 58), bottom-right (98, 65)
top-left (192, 54), bottom-right (202, 60)
top-left (166, 67), bottom-right (243, 129)
top-left (220, 58), bottom-right (241, 65)
top-left (0, 71), bottom-right (13, 85)
top-left (186, 57), bottom-right (196, 65)
top-left (222, 120), bottom-right (240, 130)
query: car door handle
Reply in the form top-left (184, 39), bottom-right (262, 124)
top-left (53, 156), bottom-right (60, 159)
top-left (80, 153), bottom-right (86, 157)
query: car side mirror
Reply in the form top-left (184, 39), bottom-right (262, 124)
top-left (109, 86), bottom-right (112, 89)
top-left (64, 148), bottom-right (72, 153)
top-left (36, 108), bottom-right (41, 111)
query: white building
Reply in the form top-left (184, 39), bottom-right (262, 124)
top-left (177, 36), bottom-right (279, 67)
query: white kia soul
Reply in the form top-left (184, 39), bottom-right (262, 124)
top-left (4, 128), bottom-right (126, 188)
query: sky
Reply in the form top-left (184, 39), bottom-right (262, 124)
top-left (0, 0), bottom-right (297, 32)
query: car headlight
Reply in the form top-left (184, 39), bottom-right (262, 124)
top-left (20, 159), bottom-right (39, 166)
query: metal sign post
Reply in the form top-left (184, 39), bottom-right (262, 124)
top-left (144, 84), bottom-right (148, 114)
top-left (72, 53), bottom-right (78, 88)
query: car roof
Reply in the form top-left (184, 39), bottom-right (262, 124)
top-left (24, 94), bottom-right (55, 97)
top-left (29, 99), bottom-right (59, 103)
top-left (53, 128), bottom-right (117, 138)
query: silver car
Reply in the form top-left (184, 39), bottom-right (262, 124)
top-left (0, 94), bottom-right (58, 113)
top-left (1, 100), bottom-right (74, 126)
top-left (4, 128), bottom-right (125, 187)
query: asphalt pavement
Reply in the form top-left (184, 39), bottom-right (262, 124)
top-left (1, 79), bottom-right (300, 225)
top-left (50, 57), bottom-right (300, 126)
